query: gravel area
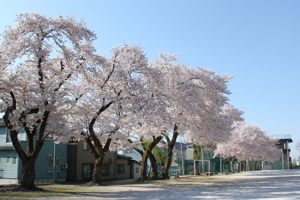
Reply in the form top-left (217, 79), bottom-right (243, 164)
top-left (2, 170), bottom-right (300, 199)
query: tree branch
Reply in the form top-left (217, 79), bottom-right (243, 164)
top-left (54, 61), bottom-right (84, 92)
top-left (103, 138), bottom-right (112, 152)
top-left (3, 91), bottom-right (28, 162)
top-left (86, 135), bottom-right (99, 158)
top-left (89, 100), bottom-right (114, 131)
top-left (100, 53), bottom-right (118, 89)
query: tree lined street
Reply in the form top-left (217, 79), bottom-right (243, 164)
top-left (1, 1), bottom-right (299, 198)
top-left (0, 14), bottom-right (282, 188)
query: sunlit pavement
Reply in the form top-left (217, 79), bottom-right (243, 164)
top-left (49, 169), bottom-right (300, 200)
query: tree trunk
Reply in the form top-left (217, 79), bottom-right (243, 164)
top-left (194, 160), bottom-right (197, 175)
top-left (149, 152), bottom-right (159, 179)
top-left (86, 131), bottom-right (112, 185)
top-left (201, 146), bottom-right (205, 175)
top-left (141, 149), bottom-right (150, 181)
top-left (140, 136), bottom-right (163, 181)
top-left (162, 147), bottom-right (173, 179)
top-left (193, 144), bottom-right (201, 175)
top-left (162, 125), bottom-right (179, 179)
top-left (4, 103), bottom-right (45, 190)
top-left (230, 158), bottom-right (235, 173)
top-left (134, 148), bottom-right (158, 179)
top-left (20, 157), bottom-right (36, 190)
top-left (92, 154), bottom-right (105, 184)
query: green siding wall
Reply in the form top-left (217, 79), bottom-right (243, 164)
top-left (0, 150), bottom-right (19, 178)
top-left (0, 140), bottom-right (67, 182)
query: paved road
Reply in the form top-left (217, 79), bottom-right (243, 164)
top-left (11, 170), bottom-right (300, 199)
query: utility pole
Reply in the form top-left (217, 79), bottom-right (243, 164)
top-left (53, 142), bottom-right (56, 182)
top-left (180, 142), bottom-right (185, 175)
top-left (286, 141), bottom-right (290, 169)
top-left (281, 149), bottom-right (285, 170)
top-left (201, 146), bottom-right (204, 175)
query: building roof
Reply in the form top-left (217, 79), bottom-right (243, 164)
top-left (117, 154), bottom-right (132, 160)
top-left (130, 159), bottom-right (141, 165)
top-left (277, 138), bottom-right (293, 143)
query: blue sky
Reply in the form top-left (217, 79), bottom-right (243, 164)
top-left (1, 0), bottom-right (300, 158)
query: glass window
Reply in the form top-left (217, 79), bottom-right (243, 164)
top-left (12, 157), bottom-right (16, 164)
top-left (101, 164), bottom-right (110, 176)
top-left (6, 157), bottom-right (10, 163)
top-left (48, 155), bottom-right (54, 170)
top-left (135, 167), bottom-right (139, 174)
top-left (0, 127), bottom-right (6, 135)
top-left (83, 141), bottom-right (91, 151)
top-left (117, 164), bottom-right (125, 174)
top-left (6, 128), bottom-right (11, 143)
top-left (48, 157), bottom-right (60, 171)
top-left (82, 164), bottom-right (92, 179)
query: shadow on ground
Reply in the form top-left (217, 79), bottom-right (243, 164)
top-left (48, 171), bottom-right (300, 200)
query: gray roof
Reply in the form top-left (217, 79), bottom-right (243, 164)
top-left (174, 142), bottom-right (189, 150)
top-left (277, 138), bottom-right (293, 143)
top-left (117, 154), bottom-right (132, 160)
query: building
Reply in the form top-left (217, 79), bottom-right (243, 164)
top-left (277, 138), bottom-right (293, 169)
top-left (0, 119), bottom-right (140, 184)
top-left (263, 138), bottom-right (293, 170)
top-left (67, 140), bottom-right (140, 181)
top-left (0, 119), bottom-right (68, 184)
top-left (184, 144), bottom-right (221, 175)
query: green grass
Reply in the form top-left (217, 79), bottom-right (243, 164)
top-left (0, 184), bottom-right (89, 199)
top-left (0, 190), bottom-right (68, 199)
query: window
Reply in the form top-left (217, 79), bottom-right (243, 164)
top-left (83, 141), bottom-right (90, 151)
top-left (136, 167), bottom-right (139, 174)
top-left (6, 157), bottom-right (10, 164)
top-left (12, 157), bottom-right (16, 164)
top-left (6, 128), bottom-right (11, 143)
top-left (0, 127), bottom-right (12, 143)
top-left (117, 164), bottom-right (125, 174)
top-left (48, 154), bottom-right (58, 171)
top-left (101, 164), bottom-right (110, 176)
top-left (82, 164), bottom-right (92, 179)
top-left (48, 157), bottom-right (54, 170)
top-left (0, 127), bottom-right (5, 135)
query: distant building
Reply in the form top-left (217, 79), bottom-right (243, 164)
top-left (0, 119), bottom-right (67, 184)
top-left (66, 140), bottom-right (141, 181)
top-left (264, 138), bottom-right (293, 170)
top-left (277, 138), bottom-right (293, 169)
top-left (184, 144), bottom-right (221, 175)
top-left (0, 119), bottom-right (140, 184)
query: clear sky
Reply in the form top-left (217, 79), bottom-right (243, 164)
top-left (1, 0), bottom-right (300, 158)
